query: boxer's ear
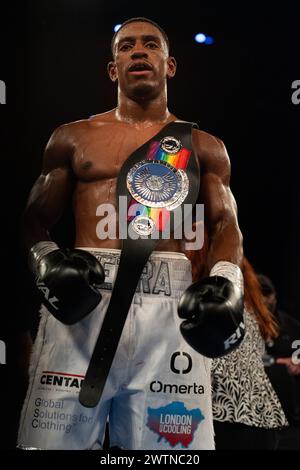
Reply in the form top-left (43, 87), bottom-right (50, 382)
top-left (167, 57), bottom-right (177, 79)
top-left (108, 61), bottom-right (118, 82)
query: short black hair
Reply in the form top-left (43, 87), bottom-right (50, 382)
top-left (111, 17), bottom-right (170, 56)
top-left (257, 274), bottom-right (276, 296)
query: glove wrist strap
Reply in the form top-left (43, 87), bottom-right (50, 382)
top-left (29, 241), bottom-right (59, 275)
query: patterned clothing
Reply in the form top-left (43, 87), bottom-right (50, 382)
top-left (212, 309), bottom-right (288, 429)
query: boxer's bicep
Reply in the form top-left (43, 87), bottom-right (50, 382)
top-left (200, 174), bottom-right (239, 230)
top-left (199, 137), bottom-right (237, 228)
top-left (25, 169), bottom-right (73, 227)
top-left (197, 135), bottom-right (243, 267)
top-left (23, 126), bottom-right (75, 246)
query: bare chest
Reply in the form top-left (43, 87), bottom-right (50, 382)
top-left (72, 124), bottom-right (165, 182)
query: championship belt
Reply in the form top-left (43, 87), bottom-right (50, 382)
top-left (79, 121), bottom-right (200, 407)
top-left (126, 135), bottom-right (191, 234)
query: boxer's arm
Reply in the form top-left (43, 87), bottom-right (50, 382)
top-left (23, 125), bottom-right (75, 252)
top-left (196, 131), bottom-right (243, 271)
top-left (178, 132), bottom-right (244, 357)
top-left (22, 126), bottom-right (105, 324)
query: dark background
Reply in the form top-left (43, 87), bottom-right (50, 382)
top-left (0, 0), bottom-right (299, 450)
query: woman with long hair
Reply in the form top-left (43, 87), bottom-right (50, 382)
top-left (185, 230), bottom-right (288, 449)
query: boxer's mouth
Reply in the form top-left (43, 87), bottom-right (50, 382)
top-left (128, 62), bottom-right (153, 75)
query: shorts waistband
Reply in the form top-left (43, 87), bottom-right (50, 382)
top-left (76, 248), bottom-right (191, 298)
top-left (76, 247), bottom-right (188, 261)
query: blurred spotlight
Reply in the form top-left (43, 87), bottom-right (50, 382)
top-left (195, 33), bottom-right (206, 43)
top-left (114, 24), bottom-right (122, 33)
top-left (205, 36), bottom-right (214, 45)
top-left (195, 33), bottom-right (215, 45)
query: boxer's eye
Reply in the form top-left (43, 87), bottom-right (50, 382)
top-left (146, 42), bottom-right (159, 49)
top-left (119, 43), bottom-right (132, 51)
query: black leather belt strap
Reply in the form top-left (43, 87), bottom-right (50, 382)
top-left (79, 121), bottom-right (199, 408)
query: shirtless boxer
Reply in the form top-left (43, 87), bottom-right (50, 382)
top-left (18, 18), bottom-right (244, 450)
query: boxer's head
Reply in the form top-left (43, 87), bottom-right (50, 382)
top-left (108, 18), bottom-right (176, 101)
top-left (110, 18), bottom-right (170, 56)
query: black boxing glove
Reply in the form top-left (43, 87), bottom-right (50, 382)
top-left (29, 241), bottom-right (105, 325)
top-left (178, 261), bottom-right (245, 358)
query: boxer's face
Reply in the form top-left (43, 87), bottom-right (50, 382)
top-left (108, 22), bottom-right (176, 100)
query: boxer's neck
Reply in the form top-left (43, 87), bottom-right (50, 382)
top-left (115, 92), bottom-right (171, 126)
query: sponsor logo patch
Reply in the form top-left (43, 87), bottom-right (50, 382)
top-left (146, 401), bottom-right (204, 448)
top-left (39, 371), bottom-right (84, 392)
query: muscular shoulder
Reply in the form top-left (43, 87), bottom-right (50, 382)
top-left (43, 120), bottom-right (86, 173)
top-left (49, 110), bottom-right (116, 145)
top-left (47, 120), bottom-right (83, 149)
top-left (43, 111), bottom-right (116, 173)
top-left (192, 128), bottom-right (231, 182)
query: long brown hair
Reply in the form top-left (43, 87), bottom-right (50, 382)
top-left (184, 226), bottom-right (278, 341)
top-left (242, 257), bottom-right (279, 340)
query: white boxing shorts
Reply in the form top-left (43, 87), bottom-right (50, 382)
top-left (18, 249), bottom-right (214, 450)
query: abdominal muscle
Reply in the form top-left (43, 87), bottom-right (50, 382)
top-left (73, 179), bottom-right (184, 252)
top-left (74, 215), bottom-right (184, 252)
